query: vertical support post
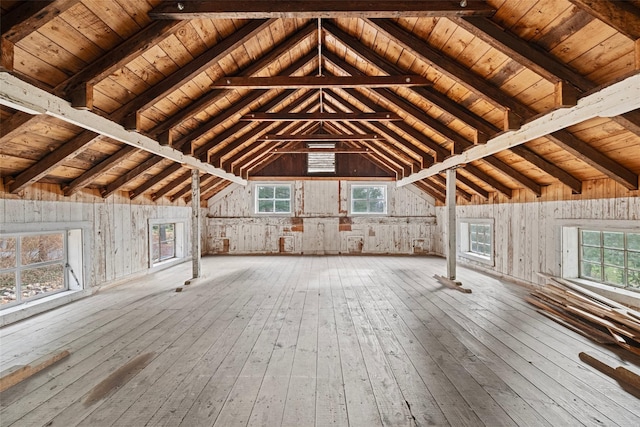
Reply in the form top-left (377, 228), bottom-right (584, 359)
top-left (446, 168), bottom-right (457, 280)
top-left (191, 168), bottom-right (201, 279)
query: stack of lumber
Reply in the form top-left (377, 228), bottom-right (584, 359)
top-left (527, 278), bottom-right (640, 356)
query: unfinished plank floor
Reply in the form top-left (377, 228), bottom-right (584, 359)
top-left (1, 256), bottom-right (639, 427)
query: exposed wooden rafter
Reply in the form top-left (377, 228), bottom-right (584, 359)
top-left (149, 1), bottom-right (496, 19)
top-left (259, 133), bottom-right (383, 142)
top-left (211, 75), bottom-right (431, 89)
top-left (240, 112), bottom-right (402, 122)
top-left (568, 0), bottom-right (640, 40)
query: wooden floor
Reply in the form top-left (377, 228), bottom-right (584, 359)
top-left (1, 256), bottom-right (639, 427)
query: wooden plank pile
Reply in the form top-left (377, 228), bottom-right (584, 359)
top-left (527, 277), bottom-right (640, 356)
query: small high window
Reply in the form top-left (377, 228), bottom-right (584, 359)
top-left (459, 220), bottom-right (494, 266)
top-left (351, 185), bottom-right (387, 214)
top-left (579, 229), bottom-right (640, 289)
top-left (307, 143), bottom-right (336, 174)
top-left (256, 184), bottom-right (291, 214)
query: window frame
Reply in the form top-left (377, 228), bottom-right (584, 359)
top-left (148, 219), bottom-right (186, 268)
top-left (0, 230), bottom-right (69, 308)
top-left (307, 143), bottom-right (337, 174)
top-left (578, 228), bottom-right (640, 289)
top-left (254, 183), bottom-right (293, 215)
top-left (349, 184), bottom-right (388, 215)
top-left (459, 218), bottom-right (494, 266)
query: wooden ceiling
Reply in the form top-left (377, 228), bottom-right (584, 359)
top-left (0, 0), bottom-right (639, 205)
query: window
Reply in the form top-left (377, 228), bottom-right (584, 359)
top-left (256, 184), bottom-right (291, 214)
top-left (469, 223), bottom-right (492, 257)
top-left (307, 143), bottom-right (336, 174)
top-left (351, 185), bottom-right (387, 214)
top-left (0, 232), bottom-right (67, 307)
top-left (151, 223), bottom-right (176, 264)
top-left (459, 219), bottom-right (494, 266)
top-left (579, 229), bottom-right (640, 289)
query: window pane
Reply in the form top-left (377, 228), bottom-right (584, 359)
top-left (628, 233), bottom-right (640, 251)
top-left (21, 233), bottom-right (64, 265)
top-left (21, 264), bottom-right (65, 300)
top-left (581, 230), bottom-right (600, 246)
top-left (628, 252), bottom-right (640, 269)
top-left (0, 237), bottom-right (16, 269)
top-left (604, 266), bottom-right (624, 286)
top-left (603, 248), bottom-right (624, 266)
top-left (581, 246), bottom-right (601, 262)
top-left (369, 187), bottom-right (384, 199)
top-left (352, 187), bottom-right (368, 199)
top-left (628, 270), bottom-right (640, 288)
top-left (353, 200), bottom-right (368, 212)
top-left (275, 186), bottom-right (290, 199)
top-left (0, 272), bottom-right (16, 305)
top-left (603, 232), bottom-right (624, 249)
top-left (275, 200), bottom-right (290, 213)
top-left (581, 262), bottom-right (602, 281)
top-left (258, 200), bottom-right (274, 212)
top-left (258, 186), bottom-right (274, 199)
top-left (369, 201), bottom-right (385, 213)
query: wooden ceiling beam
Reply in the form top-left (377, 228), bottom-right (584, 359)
top-left (239, 112), bottom-right (402, 122)
top-left (227, 122), bottom-right (312, 174)
top-left (547, 130), bottom-right (638, 190)
top-left (337, 120), bottom-right (416, 176)
top-left (116, 19), bottom-right (274, 129)
top-left (184, 177), bottom-right (224, 203)
top-left (0, 111), bottom-right (46, 143)
top-left (567, 0), bottom-right (640, 40)
top-left (206, 90), bottom-right (319, 164)
top-left (171, 174), bottom-right (217, 202)
top-left (431, 174), bottom-right (473, 201)
top-left (173, 51), bottom-right (316, 151)
top-left (271, 148), bottom-right (372, 154)
top-left (129, 163), bottom-right (183, 200)
top-left (324, 54), bottom-right (469, 154)
top-left (149, 1), bottom-right (496, 19)
top-left (413, 180), bottom-right (446, 203)
top-left (150, 21), bottom-right (318, 137)
top-left (151, 170), bottom-right (192, 201)
top-left (258, 133), bottom-right (383, 142)
top-left (101, 156), bottom-right (164, 198)
top-left (323, 20), bottom-right (497, 136)
top-left (453, 16), bottom-right (595, 92)
top-left (6, 130), bottom-right (98, 194)
top-left (1, 0), bottom-right (80, 43)
top-left (452, 16), bottom-right (640, 136)
top-left (324, 60), bottom-right (537, 195)
top-left (59, 20), bottom-right (190, 104)
top-left (326, 84), bottom-right (448, 160)
top-left (200, 180), bottom-right (233, 203)
top-left (194, 89), bottom-right (312, 160)
top-left (481, 156), bottom-right (542, 196)
top-left (463, 164), bottom-right (512, 198)
top-left (212, 75), bottom-right (430, 89)
top-left (508, 145), bottom-right (582, 194)
top-left (396, 72), bottom-right (640, 188)
top-left (454, 171), bottom-right (490, 200)
top-left (327, 102), bottom-right (423, 171)
top-left (62, 146), bottom-right (138, 196)
top-left (367, 18), bottom-right (530, 119)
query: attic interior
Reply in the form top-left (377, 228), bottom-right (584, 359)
top-left (1, 0), bottom-right (640, 425)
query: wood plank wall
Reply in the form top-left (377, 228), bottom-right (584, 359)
top-left (0, 183), bottom-right (192, 288)
top-left (205, 180), bottom-right (437, 255)
top-left (434, 180), bottom-right (640, 286)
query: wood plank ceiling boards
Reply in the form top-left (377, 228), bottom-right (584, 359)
top-left (0, 0), bottom-right (637, 203)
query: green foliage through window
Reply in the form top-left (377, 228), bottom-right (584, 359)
top-left (0, 232), bottom-right (67, 307)
top-left (579, 229), bottom-right (640, 289)
top-left (256, 185), bottom-right (291, 214)
top-left (351, 186), bottom-right (387, 214)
